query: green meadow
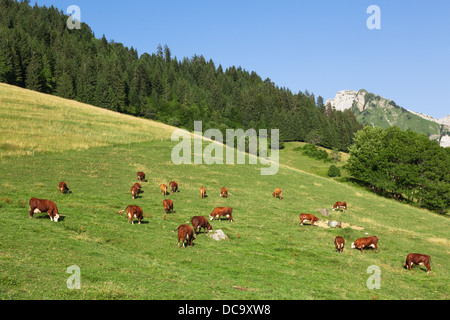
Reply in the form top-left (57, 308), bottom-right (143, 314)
top-left (0, 84), bottom-right (448, 300)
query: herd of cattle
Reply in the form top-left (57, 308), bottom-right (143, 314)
top-left (27, 173), bottom-right (432, 273)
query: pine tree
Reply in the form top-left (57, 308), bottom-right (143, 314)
top-left (56, 72), bottom-right (74, 99)
top-left (25, 53), bottom-right (43, 91)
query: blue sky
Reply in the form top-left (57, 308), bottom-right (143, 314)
top-left (33, 0), bottom-right (450, 119)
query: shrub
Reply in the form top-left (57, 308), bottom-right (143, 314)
top-left (302, 144), bottom-right (330, 162)
top-left (328, 165), bottom-right (341, 177)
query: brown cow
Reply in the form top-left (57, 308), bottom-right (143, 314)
top-left (351, 236), bottom-right (378, 252)
top-left (137, 172), bottom-right (146, 182)
top-left (160, 184), bottom-right (168, 196)
top-left (272, 188), bottom-right (283, 200)
top-left (209, 207), bottom-right (233, 222)
top-left (58, 182), bottom-right (69, 194)
top-left (126, 205), bottom-right (144, 224)
top-left (332, 201), bottom-right (347, 212)
top-left (29, 198), bottom-right (61, 222)
top-left (191, 216), bottom-right (213, 234)
top-left (220, 187), bottom-right (228, 198)
top-left (133, 183), bottom-right (142, 193)
top-left (299, 213), bottom-right (319, 226)
top-left (169, 181), bottom-right (178, 193)
top-left (335, 236), bottom-right (345, 253)
top-left (163, 199), bottom-right (174, 214)
top-left (200, 187), bottom-right (207, 199)
top-left (131, 185), bottom-right (139, 199)
top-left (403, 253), bottom-right (431, 273)
top-left (177, 224), bottom-right (195, 248)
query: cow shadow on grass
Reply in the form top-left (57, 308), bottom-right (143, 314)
top-left (179, 242), bottom-right (196, 248)
top-left (34, 214), bottom-right (66, 222)
top-left (404, 265), bottom-right (429, 273)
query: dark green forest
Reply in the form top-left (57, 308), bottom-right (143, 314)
top-left (346, 126), bottom-right (450, 214)
top-left (0, 0), bottom-right (363, 151)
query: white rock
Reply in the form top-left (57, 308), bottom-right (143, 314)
top-left (208, 229), bottom-right (229, 241)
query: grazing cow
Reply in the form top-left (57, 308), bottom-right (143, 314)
top-left (209, 207), bottom-right (233, 222)
top-left (220, 187), bottom-right (228, 198)
top-left (272, 188), bottom-right (283, 200)
top-left (126, 205), bottom-right (144, 224)
top-left (332, 201), bottom-right (347, 212)
top-left (169, 181), bottom-right (178, 193)
top-left (351, 236), bottom-right (378, 252)
top-left (131, 185), bottom-right (139, 199)
top-left (299, 213), bottom-right (319, 226)
top-left (163, 199), bottom-right (174, 214)
top-left (200, 187), bottom-right (207, 199)
top-left (137, 172), bottom-right (146, 182)
top-left (29, 197), bottom-right (60, 222)
top-left (403, 253), bottom-right (431, 273)
top-left (160, 184), bottom-right (168, 196)
top-left (58, 182), bottom-right (69, 194)
top-left (191, 216), bottom-right (213, 234)
top-left (133, 183), bottom-right (142, 193)
top-left (177, 224), bottom-right (195, 248)
top-left (335, 236), bottom-right (345, 253)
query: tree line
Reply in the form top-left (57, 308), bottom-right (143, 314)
top-left (0, 0), bottom-right (362, 152)
top-left (345, 126), bottom-right (450, 214)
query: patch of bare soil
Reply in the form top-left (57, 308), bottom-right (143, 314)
top-left (315, 220), bottom-right (364, 230)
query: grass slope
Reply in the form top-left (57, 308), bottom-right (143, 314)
top-left (0, 83), bottom-right (174, 157)
top-left (0, 85), bottom-right (448, 300)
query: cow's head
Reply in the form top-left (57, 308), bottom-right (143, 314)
top-left (351, 242), bottom-right (356, 249)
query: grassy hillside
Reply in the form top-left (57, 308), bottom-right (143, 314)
top-left (0, 85), bottom-right (448, 300)
top-left (0, 83), bottom-right (174, 157)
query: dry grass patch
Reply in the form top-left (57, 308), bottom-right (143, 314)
top-left (0, 84), bottom-right (175, 157)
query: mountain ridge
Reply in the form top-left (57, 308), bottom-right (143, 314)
top-left (326, 90), bottom-right (450, 147)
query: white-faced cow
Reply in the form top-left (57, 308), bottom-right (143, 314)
top-left (403, 253), bottom-right (431, 273)
top-left (335, 236), bottom-right (345, 253)
top-left (58, 182), bottom-right (70, 194)
top-left (332, 201), bottom-right (347, 212)
top-left (351, 236), bottom-right (378, 252)
top-left (29, 198), bottom-right (61, 222)
top-left (137, 172), bottom-right (146, 182)
top-left (209, 207), bottom-right (233, 222)
top-left (299, 213), bottom-right (319, 226)
top-left (191, 216), bottom-right (213, 234)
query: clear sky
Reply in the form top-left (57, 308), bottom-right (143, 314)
top-left (33, 0), bottom-right (450, 119)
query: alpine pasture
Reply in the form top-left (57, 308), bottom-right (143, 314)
top-left (0, 84), bottom-right (448, 300)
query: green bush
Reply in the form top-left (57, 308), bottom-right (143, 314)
top-left (328, 165), bottom-right (341, 177)
top-left (302, 144), bottom-right (330, 162)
